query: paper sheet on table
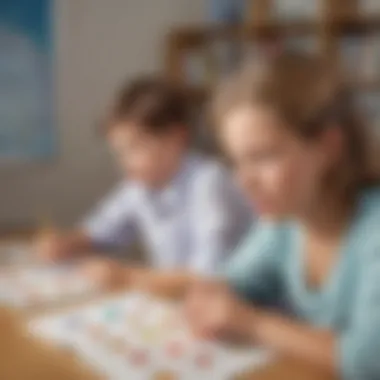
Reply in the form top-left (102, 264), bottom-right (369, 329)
top-left (0, 264), bottom-right (98, 308)
top-left (30, 292), bottom-right (274, 380)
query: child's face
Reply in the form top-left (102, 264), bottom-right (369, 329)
top-left (220, 105), bottom-right (332, 218)
top-left (107, 123), bottom-right (186, 187)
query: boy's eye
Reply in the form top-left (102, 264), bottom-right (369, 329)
top-left (221, 156), bottom-right (234, 169)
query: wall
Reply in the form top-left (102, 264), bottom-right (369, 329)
top-left (0, 0), bottom-right (206, 228)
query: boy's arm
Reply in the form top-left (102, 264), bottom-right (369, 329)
top-left (37, 183), bottom-right (138, 261)
top-left (112, 168), bottom-right (251, 296)
top-left (81, 259), bottom-right (197, 297)
top-left (36, 228), bottom-right (94, 261)
top-left (81, 182), bottom-right (138, 250)
top-left (129, 268), bottom-right (197, 298)
top-left (124, 168), bottom-right (251, 297)
top-left (136, 224), bottom-right (280, 314)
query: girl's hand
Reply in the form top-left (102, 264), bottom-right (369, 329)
top-left (185, 279), bottom-right (256, 341)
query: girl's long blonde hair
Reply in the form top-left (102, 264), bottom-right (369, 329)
top-left (213, 50), bottom-right (380, 199)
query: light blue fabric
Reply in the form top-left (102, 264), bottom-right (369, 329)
top-left (83, 153), bottom-right (253, 274)
top-left (225, 187), bottom-right (380, 380)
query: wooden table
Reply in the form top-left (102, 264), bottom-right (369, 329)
top-left (0, 236), bottom-right (337, 380)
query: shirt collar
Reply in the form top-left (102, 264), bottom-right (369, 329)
top-left (140, 152), bottom-right (200, 208)
top-left (160, 152), bottom-right (199, 206)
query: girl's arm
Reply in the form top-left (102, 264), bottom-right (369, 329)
top-left (188, 234), bottom-right (380, 380)
top-left (245, 249), bottom-right (380, 380)
top-left (253, 310), bottom-right (336, 374)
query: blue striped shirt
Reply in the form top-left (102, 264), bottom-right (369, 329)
top-left (83, 153), bottom-right (253, 274)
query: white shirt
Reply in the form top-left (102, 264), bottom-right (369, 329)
top-left (83, 154), bottom-right (253, 274)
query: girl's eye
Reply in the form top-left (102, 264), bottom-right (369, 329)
top-left (248, 149), bottom-right (280, 163)
top-left (225, 148), bottom-right (282, 169)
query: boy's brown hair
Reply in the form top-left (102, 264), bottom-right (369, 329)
top-left (213, 50), bottom-right (380, 198)
top-left (103, 77), bottom-right (192, 135)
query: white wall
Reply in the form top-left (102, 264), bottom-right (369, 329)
top-left (0, 0), bottom-right (207, 228)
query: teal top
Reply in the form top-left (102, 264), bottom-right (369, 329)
top-left (225, 188), bottom-right (380, 380)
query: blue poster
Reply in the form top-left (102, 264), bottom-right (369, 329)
top-left (209, 0), bottom-right (246, 24)
top-left (0, 0), bottom-right (55, 160)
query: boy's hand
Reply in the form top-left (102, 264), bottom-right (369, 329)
top-left (35, 231), bottom-right (71, 262)
top-left (185, 279), bottom-right (257, 341)
top-left (80, 259), bottom-right (129, 289)
top-left (35, 230), bottom-right (92, 262)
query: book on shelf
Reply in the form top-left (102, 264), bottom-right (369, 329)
top-left (340, 35), bottom-right (365, 83)
top-left (360, 0), bottom-right (380, 15)
top-left (273, 0), bottom-right (320, 20)
top-left (284, 35), bottom-right (319, 53)
top-left (361, 35), bottom-right (373, 82)
top-left (358, 91), bottom-right (380, 130)
top-left (184, 48), bottom-right (208, 87)
top-left (340, 32), bottom-right (380, 85)
top-left (211, 38), bottom-right (241, 79)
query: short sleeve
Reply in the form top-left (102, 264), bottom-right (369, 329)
top-left (223, 222), bottom-right (285, 306)
top-left (338, 242), bottom-right (380, 380)
top-left (81, 182), bottom-right (138, 249)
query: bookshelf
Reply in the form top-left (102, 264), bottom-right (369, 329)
top-left (165, 0), bottom-right (380, 132)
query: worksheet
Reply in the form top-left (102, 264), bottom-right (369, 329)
top-left (30, 292), bottom-right (273, 380)
top-left (0, 264), bottom-right (98, 308)
top-left (0, 241), bottom-right (34, 266)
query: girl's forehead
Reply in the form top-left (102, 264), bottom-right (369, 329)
top-left (221, 106), bottom-right (291, 141)
top-left (224, 105), bottom-right (279, 129)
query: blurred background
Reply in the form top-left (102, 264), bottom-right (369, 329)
top-left (1, 0), bottom-right (380, 232)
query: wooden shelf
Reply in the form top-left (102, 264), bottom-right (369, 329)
top-left (183, 79), bottom-right (380, 104)
top-left (353, 80), bottom-right (380, 91)
top-left (167, 21), bottom-right (321, 46)
top-left (248, 19), bottom-right (320, 38)
top-left (166, 26), bottom-right (246, 48)
top-left (165, 1), bottom-right (380, 101)
top-left (328, 15), bottom-right (380, 33)
top-left (168, 15), bottom-right (380, 45)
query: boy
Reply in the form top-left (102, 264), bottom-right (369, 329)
top-left (37, 77), bottom-right (252, 294)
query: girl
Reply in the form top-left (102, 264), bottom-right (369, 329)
top-left (185, 50), bottom-right (380, 380)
